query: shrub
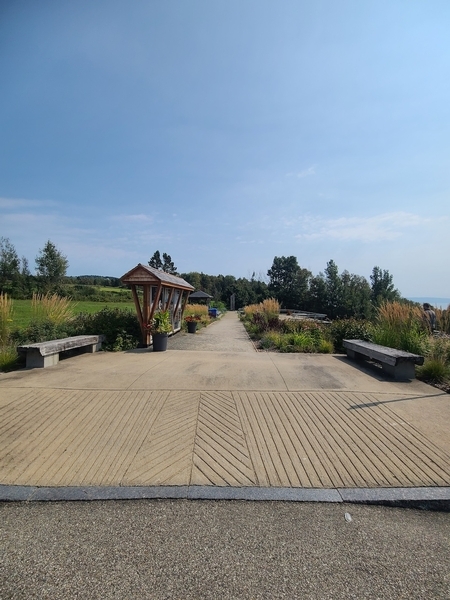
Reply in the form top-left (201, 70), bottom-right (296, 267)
top-left (259, 326), bottom-right (331, 353)
top-left (210, 300), bottom-right (227, 313)
top-left (426, 336), bottom-right (450, 363)
top-left (318, 339), bottom-right (334, 354)
top-left (0, 344), bottom-right (19, 372)
top-left (11, 319), bottom-right (72, 345)
top-left (71, 307), bottom-right (141, 351)
top-left (329, 318), bottom-right (373, 353)
top-left (417, 359), bottom-right (450, 383)
top-left (244, 299), bottom-right (334, 353)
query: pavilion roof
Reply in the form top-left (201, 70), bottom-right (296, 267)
top-left (189, 290), bottom-right (213, 299)
top-left (120, 264), bottom-right (194, 291)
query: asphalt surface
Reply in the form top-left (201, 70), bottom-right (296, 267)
top-left (1, 500), bottom-right (449, 599)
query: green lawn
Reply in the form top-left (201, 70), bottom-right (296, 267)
top-left (11, 299), bottom-right (136, 328)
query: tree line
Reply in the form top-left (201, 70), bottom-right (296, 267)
top-left (1, 239), bottom-right (403, 319)
top-left (0, 238), bottom-right (71, 298)
top-left (180, 256), bottom-right (400, 319)
top-left (0, 237), bottom-right (126, 300)
top-left (265, 256), bottom-right (400, 319)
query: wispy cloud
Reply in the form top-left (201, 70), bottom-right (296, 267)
top-left (109, 213), bottom-right (155, 224)
top-left (286, 166), bottom-right (316, 178)
top-left (0, 197), bottom-right (58, 209)
top-left (294, 212), bottom-right (438, 242)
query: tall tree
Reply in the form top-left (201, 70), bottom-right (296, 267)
top-left (340, 271), bottom-right (372, 319)
top-left (370, 266), bottom-right (399, 306)
top-left (267, 256), bottom-right (311, 309)
top-left (324, 259), bottom-right (343, 318)
top-left (148, 250), bottom-right (163, 270)
top-left (0, 237), bottom-right (21, 294)
top-left (162, 252), bottom-right (178, 275)
top-left (307, 274), bottom-right (327, 313)
top-left (35, 240), bottom-right (68, 291)
top-left (149, 251), bottom-right (178, 274)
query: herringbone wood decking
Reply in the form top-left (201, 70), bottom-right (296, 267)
top-left (1, 387), bottom-right (449, 488)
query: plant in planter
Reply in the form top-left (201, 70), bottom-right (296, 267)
top-left (148, 310), bottom-right (172, 351)
top-left (185, 314), bottom-right (201, 334)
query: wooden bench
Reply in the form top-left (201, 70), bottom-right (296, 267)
top-left (18, 335), bottom-right (106, 369)
top-left (343, 339), bottom-right (424, 380)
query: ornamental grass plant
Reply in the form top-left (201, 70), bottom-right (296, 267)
top-left (0, 293), bottom-right (19, 371)
top-left (435, 305), bottom-right (450, 334)
top-left (371, 301), bottom-right (430, 355)
top-left (417, 336), bottom-right (450, 385)
top-left (243, 298), bottom-right (332, 353)
top-left (31, 292), bottom-right (75, 325)
top-left (183, 304), bottom-right (210, 329)
top-left (242, 298), bottom-right (280, 334)
top-left (184, 304), bottom-right (209, 319)
top-left (0, 292), bottom-right (14, 345)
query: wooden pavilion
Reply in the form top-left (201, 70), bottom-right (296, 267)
top-left (121, 264), bottom-right (194, 346)
top-left (188, 290), bottom-right (213, 305)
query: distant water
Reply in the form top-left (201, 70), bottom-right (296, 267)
top-left (407, 297), bottom-right (450, 308)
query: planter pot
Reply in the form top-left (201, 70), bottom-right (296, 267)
top-left (187, 321), bottom-right (197, 334)
top-left (152, 333), bottom-right (168, 352)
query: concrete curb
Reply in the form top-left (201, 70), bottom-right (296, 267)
top-left (1, 485), bottom-right (449, 511)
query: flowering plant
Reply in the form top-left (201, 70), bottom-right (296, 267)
top-left (184, 314), bottom-right (201, 323)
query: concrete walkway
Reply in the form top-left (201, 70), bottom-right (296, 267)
top-left (1, 312), bottom-right (449, 507)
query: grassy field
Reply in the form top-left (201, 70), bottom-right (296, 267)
top-left (10, 299), bottom-right (136, 328)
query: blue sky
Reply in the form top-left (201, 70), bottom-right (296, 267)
top-left (1, 0), bottom-right (449, 297)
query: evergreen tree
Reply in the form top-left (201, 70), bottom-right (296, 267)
top-left (370, 266), bottom-right (400, 305)
top-left (0, 237), bottom-right (21, 295)
top-left (162, 253), bottom-right (178, 275)
top-left (324, 260), bottom-right (343, 318)
top-left (148, 250), bottom-right (163, 270)
top-left (35, 240), bottom-right (68, 291)
top-left (149, 251), bottom-right (178, 274)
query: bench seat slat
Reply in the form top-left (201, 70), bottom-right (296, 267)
top-left (18, 335), bottom-right (105, 357)
top-left (343, 340), bottom-right (424, 366)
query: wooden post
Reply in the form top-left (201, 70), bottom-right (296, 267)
top-left (143, 284), bottom-right (152, 346)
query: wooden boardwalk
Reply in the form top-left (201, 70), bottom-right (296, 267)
top-left (1, 387), bottom-right (449, 488)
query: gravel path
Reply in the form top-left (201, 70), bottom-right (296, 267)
top-left (168, 312), bottom-right (256, 353)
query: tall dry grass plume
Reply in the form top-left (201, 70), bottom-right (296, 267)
top-left (184, 303), bottom-right (209, 319)
top-left (376, 301), bottom-right (423, 327)
top-left (373, 301), bottom-right (429, 354)
top-left (243, 304), bottom-right (260, 319)
top-left (31, 293), bottom-right (75, 325)
top-left (260, 298), bottom-right (280, 318)
top-left (0, 292), bottom-right (14, 345)
top-left (435, 305), bottom-right (450, 334)
top-left (243, 298), bottom-right (280, 320)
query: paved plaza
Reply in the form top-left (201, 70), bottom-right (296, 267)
top-left (0, 312), bottom-right (449, 505)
